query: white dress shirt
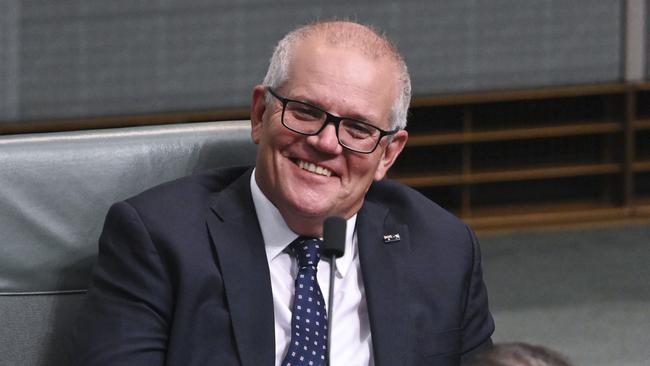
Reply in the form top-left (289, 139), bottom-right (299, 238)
top-left (250, 170), bottom-right (374, 366)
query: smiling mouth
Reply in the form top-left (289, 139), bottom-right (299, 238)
top-left (296, 159), bottom-right (333, 177)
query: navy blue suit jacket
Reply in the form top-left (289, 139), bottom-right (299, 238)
top-left (70, 167), bottom-right (494, 365)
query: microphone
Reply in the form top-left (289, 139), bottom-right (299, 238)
top-left (323, 216), bottom-right (346, 258)
top-left (322, 216), bottom-right (346, 366)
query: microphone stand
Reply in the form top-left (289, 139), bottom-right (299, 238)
top-left (322, 216), bottom-right (345, 366)
top-left (326, 253), bottom-right (337, 366)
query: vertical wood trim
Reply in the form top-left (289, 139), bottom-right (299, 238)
top-left (623, 90), bottom-right (637, 213)
top-left (461, 106), bottom-right (473, 217)
top-left (624, 0), bottom-right (647, 81)
top-left (602, 95), bottom-right (616, 204)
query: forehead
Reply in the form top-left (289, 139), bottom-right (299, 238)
top-left (282, 37), bottom-right (398, 128)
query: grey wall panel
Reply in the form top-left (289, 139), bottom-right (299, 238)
top-left (1, 0), bottom-right (623, 123)
top-left (646, 0), bottom-right (650, 77)
top-left (16, 2), bottom-right (280, 120)
top-left (396, 0), bottom-right (622, 94)
top-left (0, 0), bottom-right (20, 121)
top-left (625, 0), bottom-right (645, 81)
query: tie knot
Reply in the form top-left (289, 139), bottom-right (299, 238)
top-left (289, 237), bottom-right (322, 268)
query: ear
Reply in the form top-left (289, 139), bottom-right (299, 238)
top-left (374, 129), bottom-right (408, 181)
top-left (250, 85), bottom-right (267, 144)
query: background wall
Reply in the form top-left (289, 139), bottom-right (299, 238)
top-left (1, 2), bottom-right (648, 365)
top-left (0, 0), bottom-right (623, 124)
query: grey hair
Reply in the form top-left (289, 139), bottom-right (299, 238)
top-left (262, 20), bottom-right (411, 130)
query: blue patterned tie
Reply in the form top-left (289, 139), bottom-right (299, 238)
top-left (281, 237), bottom-right (328, 366)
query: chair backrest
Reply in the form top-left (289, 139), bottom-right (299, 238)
top-left (0, 120), bottom-right (256, 366)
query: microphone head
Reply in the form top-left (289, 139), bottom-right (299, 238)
top-left (322, 216), bottom-right (346, 258)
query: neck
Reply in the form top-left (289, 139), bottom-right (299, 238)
top-left (281, 212), bottom-right (325, 238)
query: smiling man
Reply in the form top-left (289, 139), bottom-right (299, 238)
top-left (71, 21), bottom-right (494, 366)
top-left (250, 22), bottom-right (408, 238)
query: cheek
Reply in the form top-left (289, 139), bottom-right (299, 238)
top-left (345, 154), bottom-right (383, 186)
top-left (258, 121), bottom-right (287, 150)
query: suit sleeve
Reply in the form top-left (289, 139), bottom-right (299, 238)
top-left (460, 224), bottom-right (495, 363)
top-left (69, 201), bottom-right (172, 366)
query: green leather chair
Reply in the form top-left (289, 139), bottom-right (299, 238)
top-left (0, 121), bottom-right (256, 365)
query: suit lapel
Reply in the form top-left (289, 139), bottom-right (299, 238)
top-left (206, 170), bottom-right (275, 366)
top-left (357, 200), bottom-right (412, 366)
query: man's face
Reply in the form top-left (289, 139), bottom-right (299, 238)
top-left (250, 38), bottom-right (408, 235)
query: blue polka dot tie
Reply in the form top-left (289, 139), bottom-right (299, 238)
top-left (281, 237), bottom-right (328, 366)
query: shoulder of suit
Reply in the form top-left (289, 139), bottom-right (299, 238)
top-left (126, 166), bottom-right (251, 209)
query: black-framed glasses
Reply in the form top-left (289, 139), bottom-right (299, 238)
top-left (267, 87), bottom-right (398, 154)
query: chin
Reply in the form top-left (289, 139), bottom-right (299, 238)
top-left (278, 177), bottom-right (352, 219)
top-left (287, 198), bottom-right (332, 219)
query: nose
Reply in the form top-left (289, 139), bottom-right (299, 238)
top-left (306, 122), bottom-right (343, 154)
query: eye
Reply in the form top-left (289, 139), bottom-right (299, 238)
top-left (342, 120), bottom-right (376, 139)
top-left (286, 102), bottom-right (323, 121)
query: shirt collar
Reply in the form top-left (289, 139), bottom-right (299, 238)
top-left (250, 168), bottom-right (356, 277)
top-left (250, 168), bottom-right (297, 262)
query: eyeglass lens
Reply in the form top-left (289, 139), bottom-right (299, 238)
top-left (283, 100), bottom-right (381, 153)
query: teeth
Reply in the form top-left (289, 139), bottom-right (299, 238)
top-left (298, 160), bottom-right (332, 177)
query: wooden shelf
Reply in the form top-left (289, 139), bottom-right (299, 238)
top-left (633, 119), bottom-right (650, 130)
top-left (410, 83), bottom-right (628, 107)
top-left (461, 196), bottom-right (650, 231)
top-left (392, 82), bottom-right (650, 230)
top-left (634, 204), bottom-right (650, 216)
top-left (632, 197), bottom-right (650, 216)
top-left (466, 205), bottom-right (630, 231)
top-left (633, 160), bottom-right (650, 172)
top-left (0, 108), bottom-right (251, 135)
top-left (394, 163), bottom-right (621, 187)
top-left (392, 172), bottom-right (463, 187)
top-left (407, 121), bottom-right (621, 146)
top-left (630, 81), bottom-right (650, 91)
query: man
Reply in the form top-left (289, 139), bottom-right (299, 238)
top-left (71, 20), bottom-right (494, 365)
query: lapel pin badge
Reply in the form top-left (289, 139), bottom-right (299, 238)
top-left (383, 233), bottom-right (401, 243)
